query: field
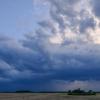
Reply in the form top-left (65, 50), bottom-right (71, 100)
top-left (0, 93), bottom-right (100, 100)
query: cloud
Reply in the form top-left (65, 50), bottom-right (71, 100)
top-left (79, 17), bottom-right (96, 33)
top-left (1, 33), bottom-right (100, 91)
top-left (35, 0), bottom-right (99, 46)
top-left (50, 80), bottom-right (100, 91)
top-left (1, 0), bottom-right (100, 91)
top-left (91, 0), bottom-right (100, 17)
top-left (0, 77), bottom-right (11, 82)
top-left (0, 36), bottom-right (41, 80)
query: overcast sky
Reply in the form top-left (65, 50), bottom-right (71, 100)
top-left (0, 0), bottom-right (100, 91)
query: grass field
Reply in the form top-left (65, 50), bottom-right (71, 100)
top-left (0, 93), bottom-right (99, 100)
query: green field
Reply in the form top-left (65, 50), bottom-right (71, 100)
top-left (0, 93), bottom-right (99, 100)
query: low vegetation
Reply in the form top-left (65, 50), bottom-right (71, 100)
top-left (15, 90), bottom-right (33, 93)
top-left (67, 88), bottom-right (96, 95)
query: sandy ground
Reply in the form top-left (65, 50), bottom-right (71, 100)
top-left (0, 93), bottom-right (99, 100)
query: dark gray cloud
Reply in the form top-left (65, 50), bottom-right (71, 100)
top-left (79, 17), bottom-right (96, 33)
top-left (49, 0), bottom-right (79, 33)
top-left (1, 34), bottom-right (100, 81)
top-left (91, 0), bottom-right (100, 17)
top-left (38, 20), bottom-right (56, 34)
top-left (1, 33), bottom-right (100, 91)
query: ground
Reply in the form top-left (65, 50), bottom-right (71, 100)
top-left (0, 93), bottom-right (99, 100)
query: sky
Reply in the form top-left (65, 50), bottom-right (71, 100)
top-left (0, 0), bottom-right (35, 39)
top-left (1, 0), bottom-right (100, 92)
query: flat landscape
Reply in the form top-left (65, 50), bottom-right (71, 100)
top-left (0, 93), bottom-right (100, 100)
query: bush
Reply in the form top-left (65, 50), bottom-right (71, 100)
top-left (67, 89), bottom-right (96, 95)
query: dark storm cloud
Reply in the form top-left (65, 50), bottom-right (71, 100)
top-left (1, 34), bottom-right (100, 91)
top-left (0, 36), bottom-right (39, 79)
top-left (0, 34), bottom-right (100, 81)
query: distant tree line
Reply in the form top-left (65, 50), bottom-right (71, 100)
top-left (67, 88), bottom-right (96, 95)
top-left (15, 90), bottom-right (33, 93)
